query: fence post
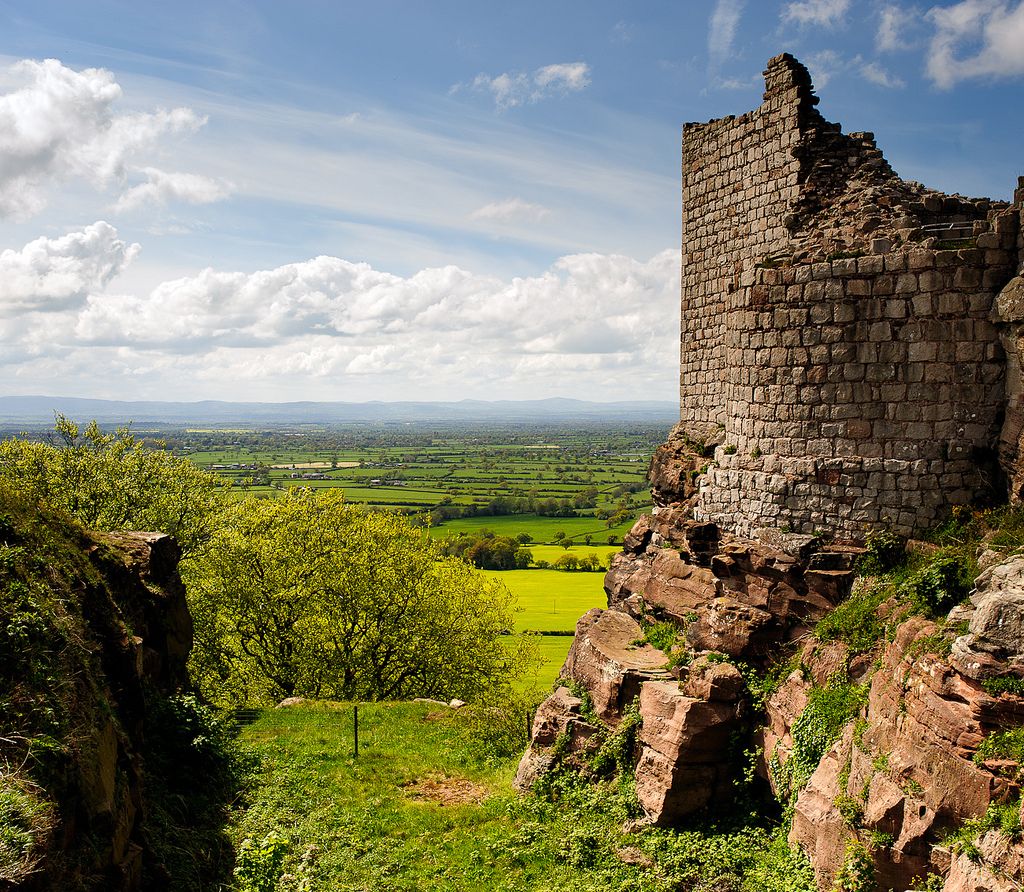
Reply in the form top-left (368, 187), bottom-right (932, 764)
top-left (354, 703), bottom-right (359, 759)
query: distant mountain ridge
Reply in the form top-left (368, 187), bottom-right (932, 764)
top-left (0, 395), bottom-right (679, 425)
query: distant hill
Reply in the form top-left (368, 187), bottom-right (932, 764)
top-left (0, 395), bottom-right (679, 426)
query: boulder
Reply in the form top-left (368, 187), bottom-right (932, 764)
top-left (952, 555), bottom-right (1024, 679)
top-left (514, 686), bottom-right (602, 790)
top-left (561, 609), bottom-right (670, 725)
top-left (681, 658), bottom-right (745, 702)
top-left (634, 680), bottom-right (742, 824)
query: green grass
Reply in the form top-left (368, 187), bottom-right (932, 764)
top-left (231, 702), bottom-right (550, 892)
top-left (514, 636), bottom-right (573, 691)
top-left (229, 701), bottom-right (817, 892)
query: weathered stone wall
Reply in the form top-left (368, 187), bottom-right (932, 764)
top-left (680, 54), bottom-right (808, 438)
top-left (680, 53), bottom-right (1023, 538)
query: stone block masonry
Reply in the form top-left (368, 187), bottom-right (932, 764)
top-left (680, 53), bottom-right (1023, 538)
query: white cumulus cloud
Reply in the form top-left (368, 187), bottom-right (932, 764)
top-left (458, 62), bottom-right (591, 110)
top-left (2, 222), bottom-right (678, 400)
top-left (781, 0), bottom-right (851, 27)
top-left (112, 167), bottom-right (232, 213)
top-left (0, 58), bottom-right (206, 219)
top-left (926, 0), bottom-right (1024, 88)
top-left (0, 221), bottom-right (139, 313)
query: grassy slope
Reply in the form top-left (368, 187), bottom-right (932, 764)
top-left (231, 701), bottom-right (814, 892)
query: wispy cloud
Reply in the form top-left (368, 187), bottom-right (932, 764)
top-left (455, 62), bottom-right (591, 110)
top-left (112, 167), bottom-right (232, 213)
top-left (708, 0), bottom-right (746, 68)
top-left (859, 59), bottom-right (906, 88)
top-left (804, 51), bottom-right (906, 89)
top-left (781, 0), bottom-right (851, 28)
top-left (925, 0), bottom-right (1024, 88)
top-left (805, 49), bottom-right (844, 87)
top-left (470, 198), bottom-right (551, 223)
top-left (877, 3), bottom-right (919, 51)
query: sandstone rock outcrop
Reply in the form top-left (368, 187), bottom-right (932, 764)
top-left (0, 495), bottom-right (208, 891)
top-left (607, 509), bottom-right (856, 663)
top-left (561, 608), bottom-right (671, 724)
top-left (634, 664), bottom-right (745, 824)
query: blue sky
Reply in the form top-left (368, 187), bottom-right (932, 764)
top-left (0, 0), bottom-right (1021, 402)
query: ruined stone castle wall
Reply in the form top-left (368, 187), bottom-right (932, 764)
top-left (679, 56), bottom-right (810, 438)
top-left (680, 54), bottom-right (1023, 538)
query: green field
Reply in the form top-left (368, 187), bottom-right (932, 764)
top-left (487, 564), bottom-right (608, 688)
top-left (513, 636), bottom-right (574, 691)
top-left (174, 426), bottom-right (657, 526)
top-left (492, 569), bottom-right (607, 633)
top-left (432, 513), bottom-right (642, 544)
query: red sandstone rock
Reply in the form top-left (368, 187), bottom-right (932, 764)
top-left (790, 611), bottom-right (1024, 891)
top-left (605, 520), bottom-right (854, 663)
top-left (943, 831), bottom-right (1024, 892)
top-left (514, 686), bottom-right (602, 790)
top-left (561, 609), bottom-right (670, 725)
top-left (634, 680), bottom-right (742, 824)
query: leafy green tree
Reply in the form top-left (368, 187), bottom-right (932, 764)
top-left (188, 489), bottom-right (526, 706)
top-left (0, 416), bottom-right (226, 558)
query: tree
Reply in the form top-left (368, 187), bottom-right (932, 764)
top-left (187, 489), bottom-right (527, 706)
top-left (0, 416), bottom-right (226, 558)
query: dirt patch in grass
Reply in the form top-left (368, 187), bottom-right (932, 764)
top-left (402, 775), bottom-right (488, 806)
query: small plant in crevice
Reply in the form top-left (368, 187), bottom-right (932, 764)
top-left (982, 676), bottom-right (1024, 697)
top-left (814, 581), bottom-right (887, 655)
top-left (588, 703), bottom-right (641, 778)
top-left (831, 838), bottom-right (875, 892)
top-left (564, 680), bottom-right (600, 726)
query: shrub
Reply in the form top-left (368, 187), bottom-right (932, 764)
top-left (814, 583), bottom-right (886, 654)
top-left (900, 553), bottom-right (971, 616)
top-left (234, 832), bottom-right (289, 892)
top-left (857, 529), bottom-right (904, 575)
